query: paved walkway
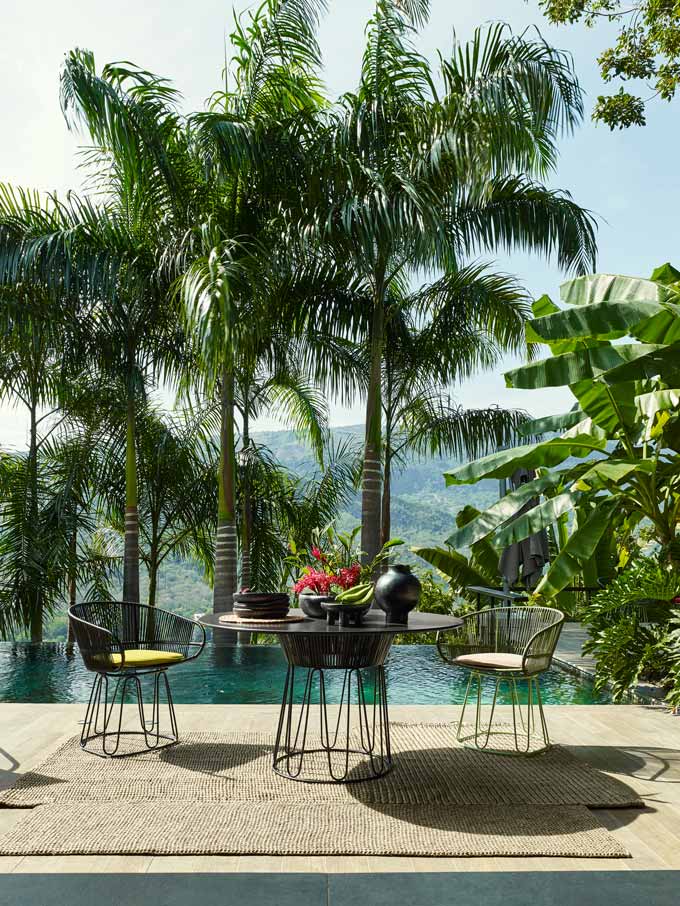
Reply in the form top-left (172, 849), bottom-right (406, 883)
top-left (555, 623), bottom-right (665, 701)
top-left (555, 623), bottom-right (597, 674)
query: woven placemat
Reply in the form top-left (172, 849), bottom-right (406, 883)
top-left (1, 724), bottom-right (643, 809)
top-left (218, 613), bottom-right (306, 625)
top-left (0, 801), bottom-right (629, 857)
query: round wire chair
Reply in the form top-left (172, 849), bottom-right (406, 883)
top-left (437, 606), bottom-right (565, 756)
top-left (68, 600), bottom-right (205, 757)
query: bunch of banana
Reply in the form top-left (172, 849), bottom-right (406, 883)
top-left (336, 582), bottom-right (374, 606)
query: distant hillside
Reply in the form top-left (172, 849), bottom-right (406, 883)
top-left (257, 424), bottom-right (499, 551)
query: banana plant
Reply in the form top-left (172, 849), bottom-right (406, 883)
top-left (431, 263), bottom-right (680, 601)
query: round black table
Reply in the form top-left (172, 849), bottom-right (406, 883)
top-left (199, 609), bottom-right (462, 783)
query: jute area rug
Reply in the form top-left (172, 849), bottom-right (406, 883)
top-left (0, 724), bottom-right (641, 857)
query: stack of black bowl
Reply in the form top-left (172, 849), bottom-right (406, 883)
top-left (232, 591), bottom-right (290, 620)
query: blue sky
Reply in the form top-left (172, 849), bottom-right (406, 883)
top-left (1, 0), bottom-right (675, 445)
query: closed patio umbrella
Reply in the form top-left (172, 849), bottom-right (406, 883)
top-left (499, 468), bottom-right (550, 590)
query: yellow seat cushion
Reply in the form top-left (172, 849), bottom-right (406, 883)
top-left (455, 652), bottom-right (524, 671)
top-left (99, 649), bottom-right (185, 668)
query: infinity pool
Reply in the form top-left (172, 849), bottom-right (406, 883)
top-left (0, 642), bottom-right (611, 705)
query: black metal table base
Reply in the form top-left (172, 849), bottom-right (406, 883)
top-left (273, 665), bottom-right (392, 783)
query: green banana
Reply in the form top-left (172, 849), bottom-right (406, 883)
top-left (336, 583), bottom-right (371, 600)
top-left (336, 582), bottom-right (374, 604)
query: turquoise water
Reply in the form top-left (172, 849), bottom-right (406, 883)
top-left (0, 642), bottom-right (611, 705)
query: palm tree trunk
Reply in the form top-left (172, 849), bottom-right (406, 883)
top-left (214, 361), bottom-right (238, 615)
top-left (241, 394), bottom-right (252, 591)
top-left (148, 562), bottom-right (158, 608)
top-left (123, 393), bottom-right (140, 604)
top-left (361, 297), bottom-right (384, 569)
top-left (380, 442), bottom-right (392, 551)
top-left (67, 524), bottom-right (77, 644)
top-left (28, 400), bottom-right (42, 643)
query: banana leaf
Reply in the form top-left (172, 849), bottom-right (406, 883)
top-left (635, 388), bottom-right (680, 421)
top-left (517, 409), bottom-right (586, 437)
top-left (505, 343), bottom-right (664, 390)
top-left (631, 304), bottom-right (680, 345)
top-left (560, 273), bottom-right (674, 307)
top-left (635, 388), bottom-right (680, 440)
top-left (526, 294), bottom-right (610, 355)
top-left (650, 262), bottom-right (680, 285)
top-left (410, 545), bottom-right (494, 589)
top-left (604, 342), bottom-right (680, 385)
top-left (444, 434), bottom-right (605, 486)
top-left (445, 473), bottom-right (562, 549)
top-left (573, 459), bottom-right (652, 492)
top-left (531, 300), bottom-right (664, 342)
top-left (570, 379), bottom-right (643, 434)
top-left (535, 498), bottom-right (622, 599)
top-left (492, 491), bottom-right (578, 548)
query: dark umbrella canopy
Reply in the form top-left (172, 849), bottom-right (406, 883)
top-left (499, 468), bottom-right (550, 589)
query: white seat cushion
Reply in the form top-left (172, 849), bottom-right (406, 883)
top-left (455, 652), bottom-right (524, 671)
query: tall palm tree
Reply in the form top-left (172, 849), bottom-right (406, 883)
top-left (300, 6), bottom-right (598, 566)
top-left (176, 0), bottom-right (332, 615)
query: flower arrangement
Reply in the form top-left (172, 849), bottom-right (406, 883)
top-left (287, 524), bottom-right (402, 598)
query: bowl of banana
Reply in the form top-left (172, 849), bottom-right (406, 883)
top-left (321, 582), bottom-right (374, 627)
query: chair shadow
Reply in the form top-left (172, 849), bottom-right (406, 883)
top-left (0, 746), bottom-right (69, 800)
top-left (159, 741), bottom-right (268, 777)
top-left (564, 744), bottom-right (680, 784)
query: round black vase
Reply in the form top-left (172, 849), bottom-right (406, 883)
top-left (298, 590), bottom-right (335, 619)
top-left (374, 564), bottom-right (421, 625)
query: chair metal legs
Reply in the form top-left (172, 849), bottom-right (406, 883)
top-left (456, 671), bottom-right (551, 756)
top-left (80, 669), bottom-right (179, 757)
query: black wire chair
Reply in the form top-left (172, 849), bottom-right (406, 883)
top-left (437, 606), bottom-right (565, 755)
top-left (68, 601), bottom-right (206, 757)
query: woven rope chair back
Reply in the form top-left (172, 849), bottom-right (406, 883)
top-left (69, 601), bottom-right (197, 672)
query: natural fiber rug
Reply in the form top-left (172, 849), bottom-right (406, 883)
top-left (0, 801), bottom-right (627, 857)
top-left (0, 724), bottom-right (643, 809)
top-left (0, 724), bottom-right (639, 857)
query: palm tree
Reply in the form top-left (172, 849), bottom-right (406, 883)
top-left (0, 57), bottom-right (193, 606)
top-left (300, 6), bottom-right (597, 566)
top-left (240, 436), bottom-right (360, 591)
top-left (235, 349), bottom-right (330, 589)
top-left (96, 404), bottom-right (217, 607)
top-left (379, 272), bottom-right (529, 547)
top-left (176, 0), bottom-right (332, 615)
top-left (0, 283), bottom-right (74, 639)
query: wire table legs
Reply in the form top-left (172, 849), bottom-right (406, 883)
top-left (455, 670), bottom-right (551, 756)
top-left (273, 665), bottom-right (392, 782)
top-left (80, 669), bottom-right (179, 757)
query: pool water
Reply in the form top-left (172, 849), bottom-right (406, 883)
top-left (0, 642), bottom-right (611, 705)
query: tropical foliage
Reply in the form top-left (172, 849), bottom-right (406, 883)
top-left (0, 1), bottom-right (597, 639)
top-left (429, 263), bottom-right (680, 605)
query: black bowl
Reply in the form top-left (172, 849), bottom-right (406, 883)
top-left (233, 592), bottom-right (290, 608)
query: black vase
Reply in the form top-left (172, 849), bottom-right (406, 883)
top-left (374, 564), bottom-right (421, 625)
top-left (298, 590), bottom-right (335, 619)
